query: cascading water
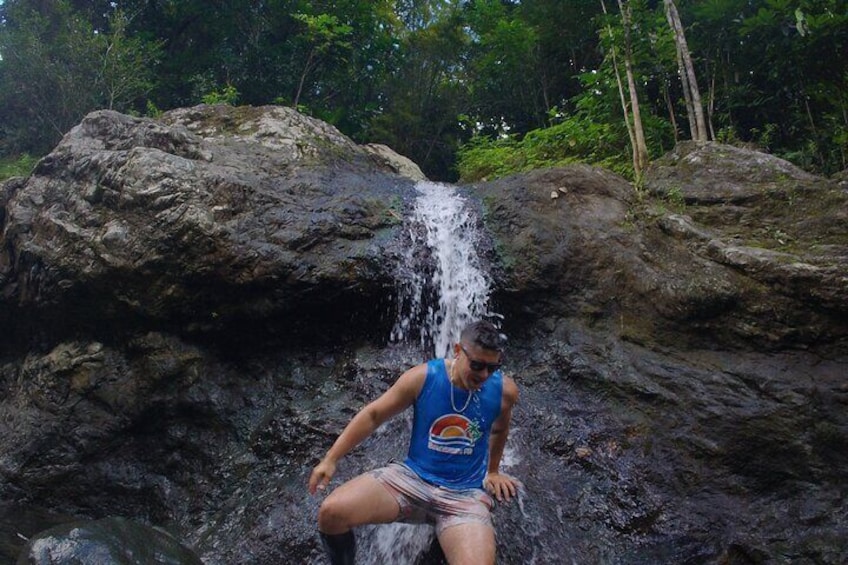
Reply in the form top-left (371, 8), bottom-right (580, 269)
top-left (355, 181), bottom-right (513, 564)
top-left (391, 180), bottom-right (493, 359)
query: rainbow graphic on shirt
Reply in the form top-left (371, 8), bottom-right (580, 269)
top-left (428, 414), bottom-right (482, 455)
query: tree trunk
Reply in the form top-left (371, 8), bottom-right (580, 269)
top-left (294, 47), bottom-right (317, 109)
top-left (662, 79), bottom-right (680, 143)
top-left (664, 0), bottom-right (708, 142)
top-left (617, 0), bottom-right (649, 177)
top-left (599, 0), bottom-right (637, 167)
top-left (708, 71), bottom-right (717, 140)
top-left (674, 39), bottom-right (697, 139)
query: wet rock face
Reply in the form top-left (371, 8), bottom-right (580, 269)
top-left (476, 149), bottom-right (847, 351)
top-left (0, 334), bottom-right (212, 511)
top-left (644, 140), bottom-right (821, 204)
top-left (17, 517), bottom-right (203, 565)
top-left (0, 107), bottom-right (846, 564)
top-left (0, 106), bottom-right (417, 346)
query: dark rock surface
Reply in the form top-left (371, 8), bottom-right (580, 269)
top-left (1, 107), bottom-right (846, 564)
top-left (16, 516), bottom-right (203, 564)
top-left (0, 106), bottom-right (418, 350)
top-left (477, 155), bottom-right (847, 351)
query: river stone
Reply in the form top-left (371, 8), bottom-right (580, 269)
top-left (17, 517), bottom-right (202, 564)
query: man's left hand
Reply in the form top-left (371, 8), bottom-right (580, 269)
top-left (483, 471), bottom-right (519, 502)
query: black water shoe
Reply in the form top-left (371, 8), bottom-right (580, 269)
top-left (319, 530), bottom-right (355, 565)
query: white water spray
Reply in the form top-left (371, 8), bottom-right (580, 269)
top-left (391, 181), bottom-right (492, 358)
top-left (362, 181), bottom-right (495, 564)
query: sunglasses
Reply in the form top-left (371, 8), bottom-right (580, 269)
top-left (460, 345), bottom-right (503, 374)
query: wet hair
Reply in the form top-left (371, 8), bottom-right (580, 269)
top-left (460, 320), bottom-right (506, 352)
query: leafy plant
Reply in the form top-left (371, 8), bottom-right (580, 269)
top-left (0, 1), bottom-right (161, 154)
top-left (202, 84), bottom-right (240, 106)
top-left (456, 87), bottom-right (675, 183)
top-left (664, 185), bottom-right (686, 211)
top-left (291, 13), bottom-right (353, 109)
top-left (145, 100), bottom-right (163, 118)
top-left (0, 153), bottom-right (39, 181)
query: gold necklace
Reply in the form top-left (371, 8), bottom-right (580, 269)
top-left (449, 359), bottom-right (473, 413)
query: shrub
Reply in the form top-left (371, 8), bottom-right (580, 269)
top-left (457, 113), bottom-right (634, 182)
top-left (0, 154), bottom-right (39, 181)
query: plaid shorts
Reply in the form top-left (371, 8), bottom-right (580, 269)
top-left (368, 462), bottom-right (494, 535)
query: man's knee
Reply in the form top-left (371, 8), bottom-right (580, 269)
top-left (437, 523), bottom-right (496, 565)
top-left (317, 494), bottom-right (349, 533)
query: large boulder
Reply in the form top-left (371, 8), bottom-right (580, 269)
top-left (17, 517), bottom-right (202, 565)
top-left (1, 108), bottom-right (846, 564)
top-left (644, 140), bottom-right (821, 203)
top-left (468, 147), bottom-right (847, 351)
top-left (0, 106), bottom-right (418, 346)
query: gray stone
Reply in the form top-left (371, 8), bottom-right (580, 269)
top-left (17, 517), bottom-right (202, 565)
top-left (1, 108), bottom-right (846, 564)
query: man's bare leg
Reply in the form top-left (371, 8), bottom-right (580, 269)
top-left (437, 522), bottom-right (496, 565)
top-left (318, 473), bottom-right (401, 534)
top-left (317, 473), bottom-right (402, 564)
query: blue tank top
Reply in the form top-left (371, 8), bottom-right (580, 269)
top-left (404, 359), bottom-right (503, 490)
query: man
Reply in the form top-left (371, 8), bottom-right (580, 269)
top-left (308, 320), bottom-right (519, 565)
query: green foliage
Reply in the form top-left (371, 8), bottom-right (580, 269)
top-left (1, 0), bottom-right (846, 180)
top-left (201, 84), bottom-right (240, 106)
top-left (456, 37), bottom-right (679, 184)
top-left (457, 112), bottom-right (634, 182)
top-left (0, 0), bottom-right (161, 154)
top-left (456, 135), bottom-right (523, 182)
top-left (715, 127), bottom-right (741, 145)
top-left (463, 1), bottom-right (544, 134)
top-left (749, 123), bottom-right (778, 150)
top-left (0, 153), bottom-right (39, 181)
top-left (364, 4), bottom-right (470, 180)
top-left (291, 12), bottom-right (354, 108)
top-left (292, 12), bottom-right (353, 51)
top-left (691, 0), bottom-right (848, 174)
top-left (98, 10), bottom-right (163, 111)
top-left (145, 100), bottom-right (163, 118)
top-left (663, 185), bottom-right (686, 212)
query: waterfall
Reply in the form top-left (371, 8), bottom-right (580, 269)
top-left (358, 181), bottom-right (498, 564)
top-left (391, 180), bottom-right (493, 359)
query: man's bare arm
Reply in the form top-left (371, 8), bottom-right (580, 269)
top-left (308, 364), bottom-right (426, 494)
top-left (484, 375), bottom-right (519, 502)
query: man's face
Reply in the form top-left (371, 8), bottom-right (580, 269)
top-left (453, 342), bottom-right (502, 391)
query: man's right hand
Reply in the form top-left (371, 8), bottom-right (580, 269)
top-left (308, 458), bottom-right (337, 494)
